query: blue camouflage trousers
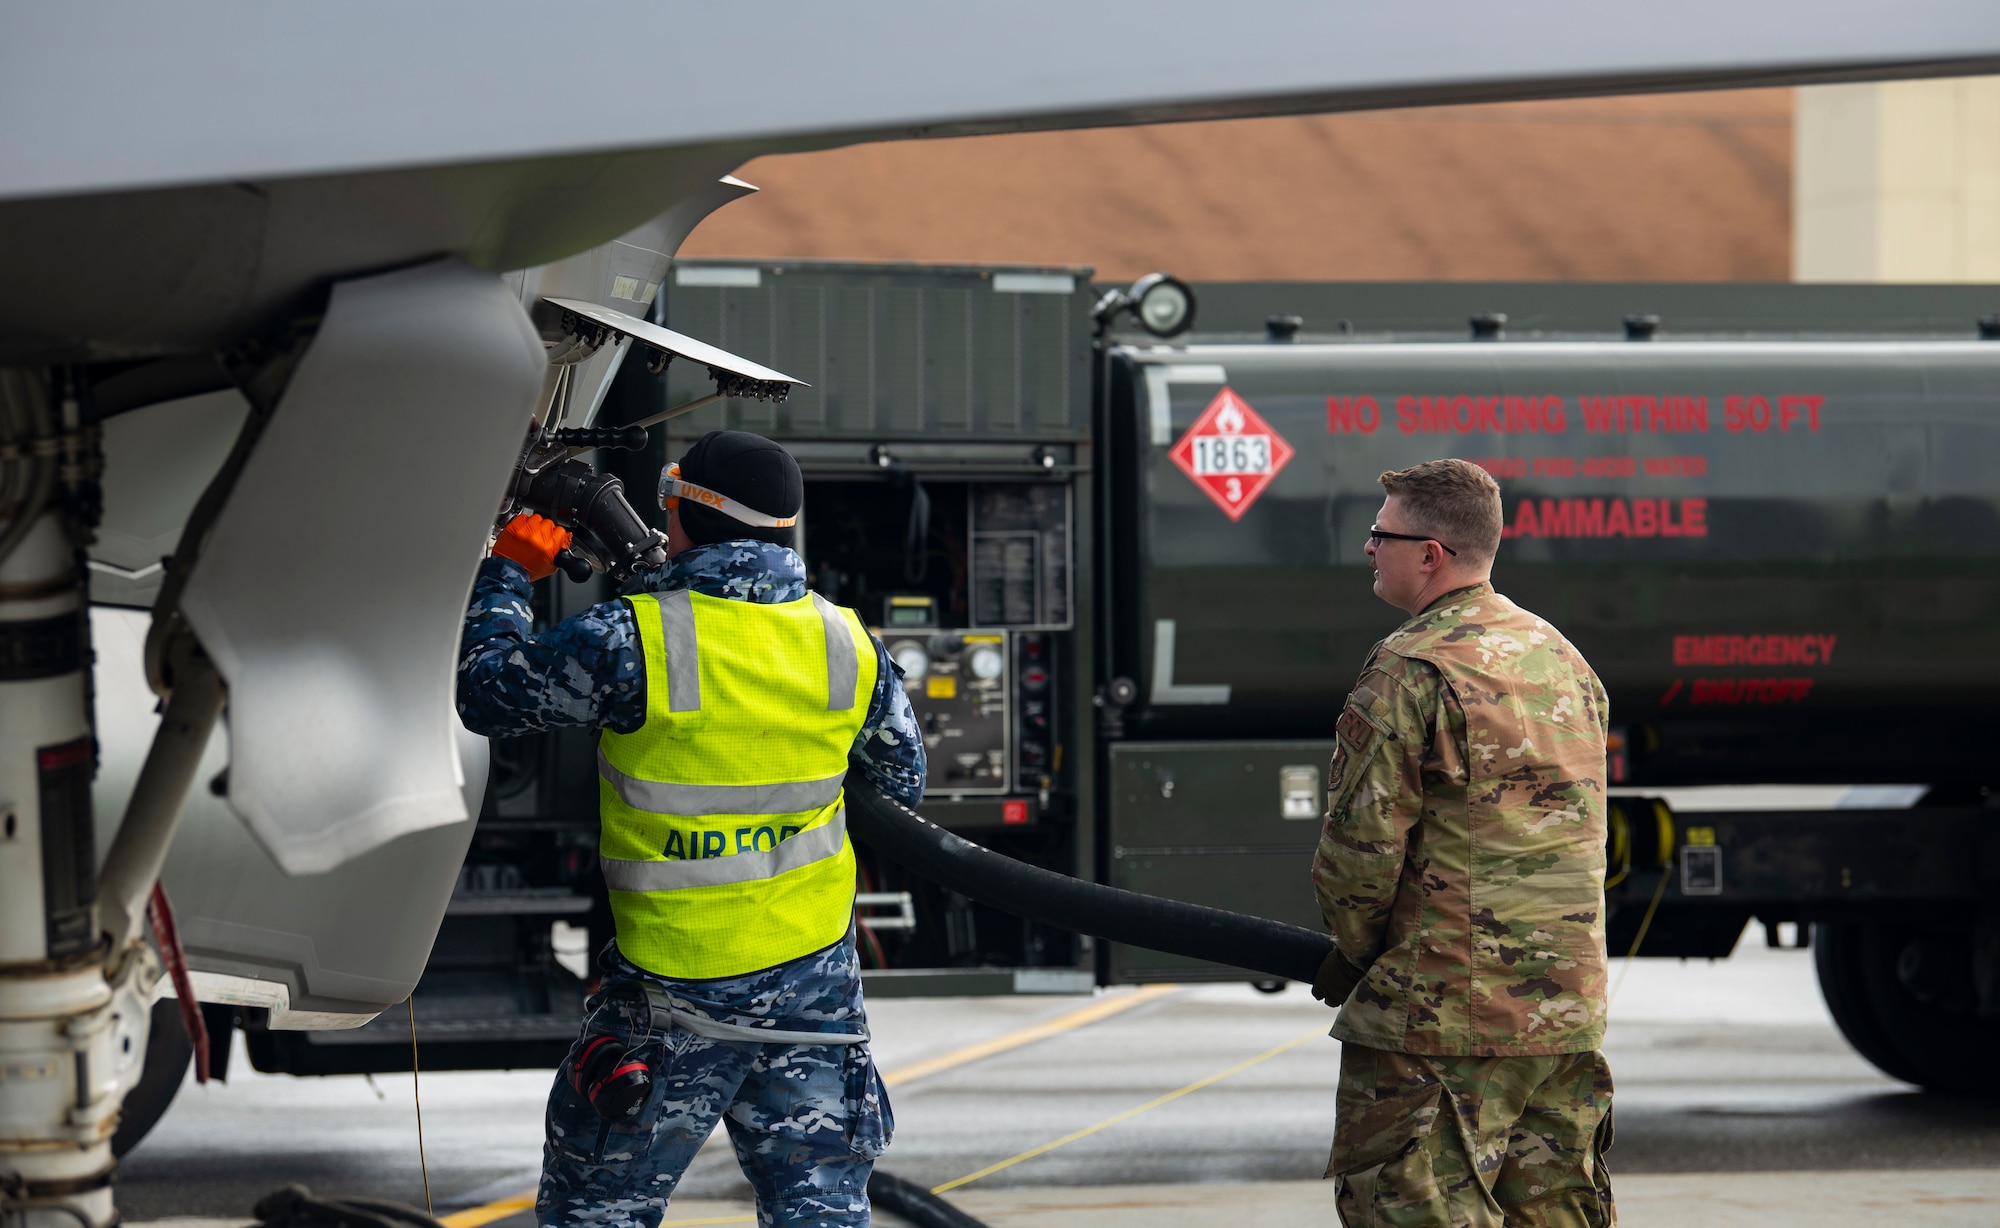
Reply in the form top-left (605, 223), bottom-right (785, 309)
top-left (538, 941), bottom-right (892, 1228)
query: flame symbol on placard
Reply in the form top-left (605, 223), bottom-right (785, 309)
top-left (1214, 394), bottom-right (1246, 434)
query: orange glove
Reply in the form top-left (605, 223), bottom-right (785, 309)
top-left (492, 512), bottom-right (573, 582)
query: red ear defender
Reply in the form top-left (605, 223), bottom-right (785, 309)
top-left (569, 1034), bottom-right (652, 1120)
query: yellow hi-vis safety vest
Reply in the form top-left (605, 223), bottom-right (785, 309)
top-left (597, 588), bottom-right (877, 979)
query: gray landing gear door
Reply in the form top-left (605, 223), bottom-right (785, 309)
top-left (94, 607), bottom-right (488, 1026)
top-left (95, 257), bottom-right (539, 1023)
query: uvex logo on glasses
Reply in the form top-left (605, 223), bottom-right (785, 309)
top-left (676, 481), bottom-right (729, 510)
top-left (656, 463), bottom-right (798, 529)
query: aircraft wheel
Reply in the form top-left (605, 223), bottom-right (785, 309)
top-left (1816, 920), bottom-right (2000, 1096)
top-left (111, 998), bottom-right (192, 1157)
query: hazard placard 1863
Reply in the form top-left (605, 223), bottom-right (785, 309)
top-left (1167, 387), bottom-right (1295, 521)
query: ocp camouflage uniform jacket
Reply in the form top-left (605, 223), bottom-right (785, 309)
top-left (1313, 582), bottom-right (1610, 1056)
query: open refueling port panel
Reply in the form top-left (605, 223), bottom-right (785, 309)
top-left (797, 464), bottom-right (1085, 986)
top-left (805, 477), bottom-right (1071, 800)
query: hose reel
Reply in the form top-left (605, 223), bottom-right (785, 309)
top-left (1604, 797), bottom-right (1674, 890)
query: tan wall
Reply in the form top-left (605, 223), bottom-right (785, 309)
top-left (1795, 78), bottom-right (2000, 281)
top-left (682, 92), bottom-right (1792, 282)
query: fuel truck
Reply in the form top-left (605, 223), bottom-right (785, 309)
top-left (107, 261), bottom-right (2000, 1148)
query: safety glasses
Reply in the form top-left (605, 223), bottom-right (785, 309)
top-left (656, 462), bottom-right (799, 529)
top-left (1368, 525), bottom-right (1458, 557)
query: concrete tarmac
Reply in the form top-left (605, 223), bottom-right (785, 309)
top-left (121, 942), bottom-right (2000, 1226)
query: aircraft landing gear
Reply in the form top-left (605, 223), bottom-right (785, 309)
top-left (0, 369), bottom-right (156, 1228)
top-left (110, 999), bottom-right (195, 1159)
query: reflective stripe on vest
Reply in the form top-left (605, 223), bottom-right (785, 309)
top-left (597, 749), bottom-right (844, 817)
top-left (597, 588), bottom-right (877, 980)
top-left (658, 589), bottom-right (701, 712)
top-left (601, 808), bottom-right (847, 892)
top-left (813, 594), bottom-right (860, 711)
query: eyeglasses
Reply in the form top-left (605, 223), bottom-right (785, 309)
top-left (1368, 525), bottom-right (1457, 557)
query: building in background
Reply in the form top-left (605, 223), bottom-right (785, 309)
top-left (1795, 78), bottom-right (2000, 282)
top-left (682, 91), bottom-right (1793, 282)
top-left (683, 80), bottom-right (1999, 285)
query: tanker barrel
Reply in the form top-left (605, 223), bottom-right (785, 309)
top-left (843, 772), bottom-right (1334, 984)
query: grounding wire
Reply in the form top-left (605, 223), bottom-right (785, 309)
top-left (1608, 859), bottom-right (1673, 1007)
top-left (410, 997), bottom-right (433, 1217)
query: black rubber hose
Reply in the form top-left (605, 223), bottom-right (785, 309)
top-left (867, 1171), bottom-right (990, 1228)
top-left (843, 777), bottom-right (1333, 984)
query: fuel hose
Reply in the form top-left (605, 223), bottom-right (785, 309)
top-left (843, 777), bottom-right (1333, 984)
top-left (866, 1171), bottom-right (989, 1228)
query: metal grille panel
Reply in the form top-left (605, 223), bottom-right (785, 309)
top-left (657, 262), bottom-right (1090, 441)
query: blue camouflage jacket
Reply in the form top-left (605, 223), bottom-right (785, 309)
top-left (456, 538), bottom-right (926, 803)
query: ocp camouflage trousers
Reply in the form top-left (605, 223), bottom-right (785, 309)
top-left (1328, 1044), bottom-right (1615, 1228)
top-left (538, 968), bottom-right (891, 1228)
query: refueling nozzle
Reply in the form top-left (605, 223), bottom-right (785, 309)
top-left (504, 424), bottom-right (667, 583)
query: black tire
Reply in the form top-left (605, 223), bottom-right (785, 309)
top-left (1816, 920), bottom-right (2000, 1097)
top-left (1814, 923), bottom-right (1928, 1086)
top-left (112, 998), bottom-right (192, 1157)
top-left (1857, 922), bottom-right (2000, 1097)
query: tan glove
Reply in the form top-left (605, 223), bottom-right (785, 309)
top-left (1310, 946), bottom-right (1367, 1008)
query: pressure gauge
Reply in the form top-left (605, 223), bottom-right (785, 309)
top-left (890, 640), bottom-right (929, 682)
top-left (968, 644), bottom-right (1004, 681)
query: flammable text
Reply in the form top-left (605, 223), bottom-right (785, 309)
top-left (1502, 497), bottom-right (1707, 539)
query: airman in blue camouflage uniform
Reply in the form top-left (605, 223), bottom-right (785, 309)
top-left (458, 431), bottom-right (923, 1228)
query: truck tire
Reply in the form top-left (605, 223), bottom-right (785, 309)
top-left (1817, 921), bottom-right (2000, 1096)
top-left (1814, 923), bottom-right (1928, 1086)
top-left (112, 998), bottom-right (192, 1157)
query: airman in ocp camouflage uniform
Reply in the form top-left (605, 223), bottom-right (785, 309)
top-left (1312, 459), bottom-right (1614, 1228)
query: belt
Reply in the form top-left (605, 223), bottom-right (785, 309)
top-left (621, 980), bottom-right (868, 1047)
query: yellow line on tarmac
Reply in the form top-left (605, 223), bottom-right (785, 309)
top-left (929, 1022), bottom-right (1327, 1195)
top-left (440, 1192), bottom-right (756, 1227)
top-left (438, 982), bottom-right (1180, 1226)
top-left (438, 1194), bottom-right (535, 1228)
top-left (880, 982), bottom-right (1180, 1088)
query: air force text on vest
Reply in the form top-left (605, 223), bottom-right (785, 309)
top-left (660, 825), bottom-right (805, 860)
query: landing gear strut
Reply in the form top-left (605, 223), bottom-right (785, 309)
top-left (0, 369), bottom-right (157, 1228)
